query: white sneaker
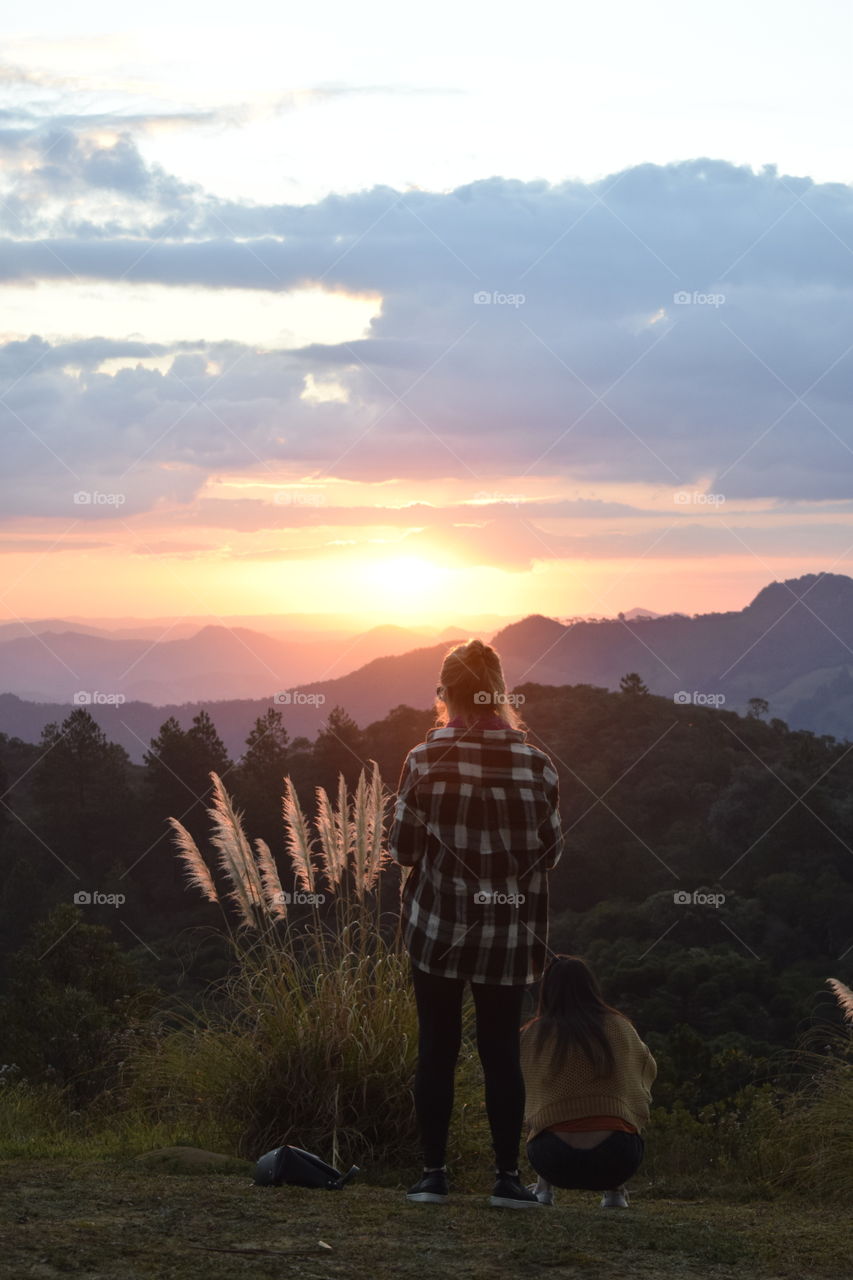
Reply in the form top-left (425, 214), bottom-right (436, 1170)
top-left (600, 1187), bottom-right (629, 1209)
top-left (526, 1182), bottom-right (554, 1206)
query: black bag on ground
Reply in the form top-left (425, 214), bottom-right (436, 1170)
top-left (254, 1144), bottom-right (359, 1190)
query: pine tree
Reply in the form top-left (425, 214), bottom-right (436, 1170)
top-left (32, 709), bottom-right (135, 882)
top-left (619, 672), bottom-right (650, 696)
top-left (235, 707), bottom-right (290, 855)
top-left (141, 711), bottom-right (233, 912)
top-left (362, 703), bottom-right (434, 787)
top-left (312, 705), bottom-right (366, 793)
top-left (144, 711), bottom-right (233, 839)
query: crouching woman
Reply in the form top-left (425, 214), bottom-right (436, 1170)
top-left (520, 955), bottom-right (657, 1208)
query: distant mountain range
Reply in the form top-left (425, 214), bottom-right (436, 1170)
top-left (0, 637), bottom-right (468, 763)
top-left (0, 621), bottom-right (456, 703)
top-left (2, 574), bottom-right (852, 759)
top-left (622, 607), bottom-right (662, 620)
top-left (490, 573), bottom-right (853, 738)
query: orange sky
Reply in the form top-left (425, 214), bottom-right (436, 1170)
top-left (3, 471), bottom-right (842, 627)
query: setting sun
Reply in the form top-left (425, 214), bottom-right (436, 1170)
top-left (360, 555), bottom-right (448, 608)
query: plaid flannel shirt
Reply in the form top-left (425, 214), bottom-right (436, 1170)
top-left (387, 723), bottom-right (564, 985)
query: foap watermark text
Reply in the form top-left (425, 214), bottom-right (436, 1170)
top-left (473, 690), bottom-right (525, 706)
top-left (674, 889), bottom-right (725, 908)
top-left (673, 290), bottom-right (725, 307)
top-left (674, 491), bottom-right (725, 505)
top-left (674, 690), bottom-right (725, 708)
top-left (73, 490), bottom-right (126, 506)
top-left (74, 890), bottom-right (126, 908)
top-left (473, 290), bottom-right (525, 307)
top-left (474, 891), bottom-right (525, 905)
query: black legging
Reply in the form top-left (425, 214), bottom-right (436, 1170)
top-left (410, 960), bottom-right (527, 1171)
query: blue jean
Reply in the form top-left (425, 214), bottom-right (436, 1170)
top-left (526, 1129), bottom-right (645, 1191)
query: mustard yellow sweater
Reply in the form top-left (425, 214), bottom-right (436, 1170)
top-left (520, 1012), bottom-right (657, 1140)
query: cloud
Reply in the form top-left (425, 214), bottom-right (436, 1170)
top-left (195, 516), bottom-right (853, 570)
top-left (0, 536), bottom-right (108, 554)
top-left (130, 539), bottom-right (213, 556)
top-left (0, 335), bottom-right (180, 374)
top-left (2, 154), bottom-right (853, 524)
top-left (0, 126), bottom-right (202, 235)
top-left (183, 495), bottom-right (666, 533)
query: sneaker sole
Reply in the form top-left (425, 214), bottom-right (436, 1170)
top-left (489, 1195), bottom-right (544, 1209)
top-left (526, 1185), bottom-right (554, 1206)
top-left (407, 1192), bottom-right (449, 1204)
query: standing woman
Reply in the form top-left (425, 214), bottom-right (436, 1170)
top-left (388, 638), bottom-right (563, 1208)
top-left (521, 955), bottom-right (657, 1208)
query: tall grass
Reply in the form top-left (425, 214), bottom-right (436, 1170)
top-left (122, 763), bottom-right (433, 1166)
top-left (768, 978), bottom-right (853, 1198)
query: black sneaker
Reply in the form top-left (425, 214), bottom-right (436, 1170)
top-left (406, 1168), bottom-right (449, 1203)
top-left (489, 1171), bottom-right (544, 1209)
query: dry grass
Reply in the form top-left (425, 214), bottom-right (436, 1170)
top-left (2, 1157), bottom-right (853, 1280)
top-left (121, 765), bottom-right (422, 1164)
top-left (121, 933), bottom-right (424, 1164)
top-left (758, 978), bottom-right (853, 1200)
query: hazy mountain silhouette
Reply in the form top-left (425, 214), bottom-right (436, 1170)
top-left (0, 619), bottom-right (119, 642)
top-left (490, 572), bottom-right (853, 735)
top-left (0, 638), bottom-right (465, 762)
top-left (0, 622), bottom-right (437, 704)
top-left (3, 574), bottom-right (853, 758)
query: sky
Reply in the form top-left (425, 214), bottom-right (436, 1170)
top-left (2, 0), bottom-right (853, 627)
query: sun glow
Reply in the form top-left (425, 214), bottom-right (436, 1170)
top-left (360, 555), bottom-right (449, 612)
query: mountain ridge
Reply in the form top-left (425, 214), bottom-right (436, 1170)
top-left (3, 573), bottom-right (853, 757)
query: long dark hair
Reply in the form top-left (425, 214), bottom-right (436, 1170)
top-left (522, 955), bottom-right (628, 1078)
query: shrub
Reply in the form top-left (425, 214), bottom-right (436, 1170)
top-left (0, 905), bottom-right (157, 1105)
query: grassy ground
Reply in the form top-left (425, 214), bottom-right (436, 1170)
top-left (0, 1156), bottom-right (847, 1280)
